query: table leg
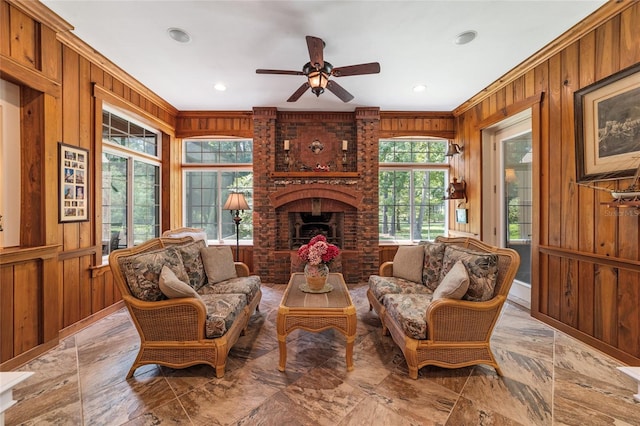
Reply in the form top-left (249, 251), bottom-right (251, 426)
top-left (345, 335), bottom-right (355, 371)
top-left (277, 334), bottom-right (287, 372)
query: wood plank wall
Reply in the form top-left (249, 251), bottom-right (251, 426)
top-left (452, 2), bottom-right (640, 364)
top-left (0, 0), bottom-right (178, 368)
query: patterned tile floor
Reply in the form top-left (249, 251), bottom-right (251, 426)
top-left (5, 283), bottom-right (640, 425)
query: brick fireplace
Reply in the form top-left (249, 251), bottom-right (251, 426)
top-left (252, 107), bottom-right (380, 284)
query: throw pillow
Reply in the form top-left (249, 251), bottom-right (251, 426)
top-left (201, 246), bottom-right (238, 284)
top-left (159, 266), bottom-right (204, 301)
top-left (439, 245), bottom-right (499, 302)
top-left (173, 239), bottom-right (207, 290)
top-left (433, 261), bottom-right (469, 300)
top-left (420, 241), bottom-right (446, 290)
top-left (392, 245), bottom-right (424, 283)
top-left (118, 246), bottom-right (190, 301)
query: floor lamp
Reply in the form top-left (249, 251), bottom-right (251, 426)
top-left (223, 192), bottom-right (250, 262)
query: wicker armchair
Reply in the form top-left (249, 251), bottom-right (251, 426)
top-left (109, 236), bottom-right (260, 378)
top-left (367, 237), bottom-right (520, 379)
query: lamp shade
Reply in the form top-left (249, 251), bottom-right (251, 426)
top-left (223, 192), bottom-right (250, 211)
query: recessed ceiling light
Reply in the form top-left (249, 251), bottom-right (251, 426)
top-left (454, 30), bottom-right (477, 45)
top-left (413, 85), bottom-right (427, 93)
top-left (214, 83), bottom-right (227, 91)
top-left (167, 27), bottom-right (191, 43)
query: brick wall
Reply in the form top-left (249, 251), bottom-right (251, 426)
top-left (253, 107), bottom-right (380, 284)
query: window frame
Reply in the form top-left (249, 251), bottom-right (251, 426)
top-left (181, 138), bottom-right (253, 244)
top-left (101, 107), bottom-right (161, 257)
top-left (378, 137), bottom-right (450, 244)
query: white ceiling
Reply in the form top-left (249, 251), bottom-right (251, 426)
top-left (42, 0), bottom-right (607, 112)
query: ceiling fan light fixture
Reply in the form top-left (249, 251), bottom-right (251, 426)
top-left (454, 30), bottom-right (477, 45)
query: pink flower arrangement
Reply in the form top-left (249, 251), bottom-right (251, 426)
top-left (297, 235), bottom-right (340, 265)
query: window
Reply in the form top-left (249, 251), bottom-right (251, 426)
top-left (379, 138), bottom-right (448, 242)
top-left (183, 139), bottom-right (253, 243)
top-left (102, 109), bottom-right (160, 255)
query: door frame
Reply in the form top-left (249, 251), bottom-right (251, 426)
top-left (482, 109), bottom-right (532, 308)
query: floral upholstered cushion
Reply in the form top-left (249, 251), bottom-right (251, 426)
top-left (432, 260), bottom-right (469, 300)
top-left (368, 275), bottom-right (433, 302)
top-left (198, 275), bottom-right (261, 305)
top-left (440, 245), bottom-right (498, 302)
top-left (173, 239), bottom-right (207, 291)
top-left (392, 245), bottom-right (425, 283)
top-left (420, 241), bottom-right (447, 291)
top-left (383, 293), bottom-right (433, 340)
top-left (200, 293), bottom-right (247, 338)
top-left (159, 266), bottom-right (205, 305)
top-left (118, 246), bottom-right (190, 302)
top-left (201, 246), bottom-right (238, 284)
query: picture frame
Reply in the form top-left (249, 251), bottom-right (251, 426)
top-left (574, 62), bottom-right (640, 182)
top-left (59, 142), bottom-right (89, 222)
top-left (455, 208), bottom-right (468, 224)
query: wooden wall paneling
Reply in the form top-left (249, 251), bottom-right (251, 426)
top-left (62, 46), bottom-right (81, 251)
top-left (41, 255), bottom-right (60, 342)
top-left (78, 56), bottom-right (92, 249)
top-left (90, 62), bottom-right (103, 86)
top-left (92, 97), bottom-right (104, 265)
top-left (530, 94), bottom-right (543, 316)
top-left (62, 258), bottom-right (80, 327)
top-left (576, 30), bottom-right (597, 336)
top-left (0, 266), bottom-right (15, 362)
top-left (161, 131), bottom-right (176, 231)
top-left (80, 255), bottom-right (92, 318)
top-left (8, 5), bottom-right (37, 68)
top-left (39, 25), bottom-right (59, 81)
top-left (619, 3), bottom-right (640, 68)
top-left (559, 42), bottom-right (580, 328)
top-left (546, 53), bottom-right (563, 320)
top-left (0, 2), bottom-right (10, 56)
top-left (617, 209), bottom-right (639, 357)
top-left (594, 191), bottom-right (619, 346)
top-left (13, 261), bottom-right (40, 354)
top-left (20, 86), bottom-right (44, 246)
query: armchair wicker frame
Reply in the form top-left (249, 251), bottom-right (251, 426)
top-left (367, 237), bottom-right (520, 379)
top-left (109, 236), bottom-right (261, 379)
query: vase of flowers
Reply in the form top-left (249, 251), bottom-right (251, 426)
top-left (297, 235), bottom-right (340, 291)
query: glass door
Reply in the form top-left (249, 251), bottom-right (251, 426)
top-left (502, 131), bottom-right (532, 286)
top-left (482, 111), bottom-right (532, 307)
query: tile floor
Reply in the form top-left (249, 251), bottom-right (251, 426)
top-left (5, 283), bottom-right (640, 425)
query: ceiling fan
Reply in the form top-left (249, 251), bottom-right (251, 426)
top-left (256, 35), bottom-right (381, 103)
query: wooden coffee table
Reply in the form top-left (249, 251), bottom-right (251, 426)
top-left (277, 272), bottom-right (357, 372)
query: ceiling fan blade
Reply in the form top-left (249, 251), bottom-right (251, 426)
top-left (326, 80), bottom-right (354, 103)
top-left (331, 62), bottom-right (381, 77)
top-left (256, 69), bottom-right (304, 76)
top-left (287, 82), bottom-right (310, 102)
top-left (306, 35), bottom-right (324, 69)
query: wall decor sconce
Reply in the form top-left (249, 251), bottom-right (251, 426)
top-left (283, 140), bottom-right (290, 170)
top-left (445, 141), bottom-right (463, 157)
top-left (444, 177), bottom-right (467, 201)
top-left (342, 140), bottom-right (348, 165)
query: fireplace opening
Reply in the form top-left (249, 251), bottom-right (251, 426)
top-left (289, 212), bottom-right (343, 249)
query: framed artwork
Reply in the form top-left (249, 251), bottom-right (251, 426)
top-left (59, 142), bottom-right (89, 222)
top-left (574, 62), bottom-right (640, 182)
top-left (455, 208), bottom-right (468, 224)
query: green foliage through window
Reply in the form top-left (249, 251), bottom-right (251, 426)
top-left (379, 138), bottom-right (448, 242)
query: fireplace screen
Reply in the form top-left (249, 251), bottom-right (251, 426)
top-left (289, 212), bottom-right (343, 249)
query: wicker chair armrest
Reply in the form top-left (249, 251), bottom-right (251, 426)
top-left (123, 294), bottom-right (208, 341)
top-left (379, 261), bottom-right (394, 277)
top-left (425, 296), bottom-right (505, 342)
top-left (234, 262), bottom-right (250, 277)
